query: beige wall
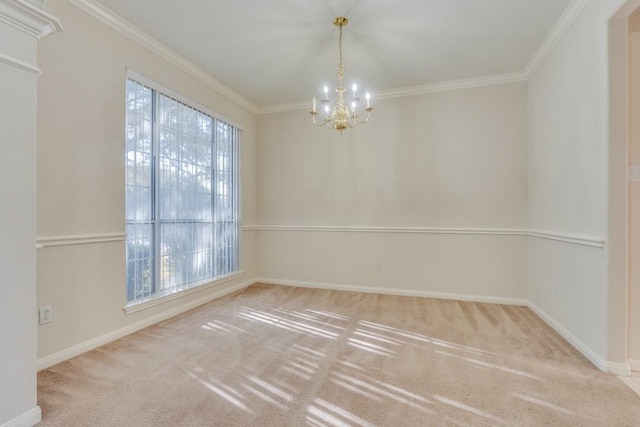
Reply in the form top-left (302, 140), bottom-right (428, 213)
top-left (36, 0), bottom-right (257, 361)
top-left (527, 0), bottom-right (637, 368)
top-left (257, 83), bottom-right (528, 299)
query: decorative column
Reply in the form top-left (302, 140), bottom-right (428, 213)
top-left (0, 1), bottom-right (60, 426)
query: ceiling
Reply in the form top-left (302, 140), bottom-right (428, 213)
top-left (91, 0), bottom-right (572, 109)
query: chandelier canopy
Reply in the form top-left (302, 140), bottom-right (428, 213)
top-left (310, 17), bottom-right (372, 134)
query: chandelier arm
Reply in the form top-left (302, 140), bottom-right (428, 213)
top-left (354, 110), bottom-right (373, 124)
top-left (310, 113), bottom-right (331, 127)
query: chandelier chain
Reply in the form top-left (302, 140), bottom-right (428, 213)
top-left (338, 23), bottom-right (344, 82)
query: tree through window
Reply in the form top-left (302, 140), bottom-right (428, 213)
top-left (125, 76), bottom-right (240, 305)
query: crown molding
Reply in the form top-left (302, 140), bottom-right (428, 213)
top-left (256, 0), bottom-right (590, 115)
top-left (0, 0), bottom-right (62, 39)
top-left (257, 71), bottom-right (528, 115)
top-left (68, 0), bottom-right (258, 115)
top-left (69, 0), bottom-right (589, 116)
top-left (374, 72), bottom-right (528, 100)
top-left (523, 0), bottom-right (590, 78)
top-left (257, 100), bottom-right (312, 115)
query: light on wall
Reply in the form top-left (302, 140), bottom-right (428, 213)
top-left (310, 17), bottom-right (372, 134)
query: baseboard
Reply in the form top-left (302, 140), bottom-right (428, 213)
top-left (0, 407), bottom-right (41, 427)
top-left (36, 275), bottom-right (627, 377)
top-left (607, 361), bottom-right (631, 376)
top-left (37, 278), bottom-right (257, 370)
top-left (618, 375), bottom-right (640, 396)
top-left (527, 302), bottom-right (608, 372)
top-left (259, 277), bottom-right (630, 374)
top-left (629, 359), bottom-right (640, 372)
top-left (256, 277), bottom-right (529, 306)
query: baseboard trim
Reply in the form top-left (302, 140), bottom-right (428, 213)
top-left (617, 375), bottom-right (640, 396)
top-left (260, 277), bottom-right (625, 373)
top-left (37, 278), bottom-right (257, 370)
top-left (0, 407), bottom-right (41, 427)
top-left (37, 275), bottom-right (624, 376)
top-left (527, 302), bottom-right (608, 372)
top-left (607, 361), bottom-right (632, 376)
top-left (628, 358), bottom-right (640, 372)
top-left (256, 277), bottom-right (529, 307)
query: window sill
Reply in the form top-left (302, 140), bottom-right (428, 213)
top-left (123, 270), bottom-right (245, 315)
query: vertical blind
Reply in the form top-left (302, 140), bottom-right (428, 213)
top-left (125, 77), bottom-right (240, 305)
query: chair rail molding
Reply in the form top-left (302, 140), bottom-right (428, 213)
top-left (0, 51), bottom-right (40, 74)
top-left (248, 225), bottom-right (605, 248)
top-left (36, 232), bottom-right (126, 248)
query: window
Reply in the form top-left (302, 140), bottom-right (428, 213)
top-left (125, 73), bottom-right (240, 306)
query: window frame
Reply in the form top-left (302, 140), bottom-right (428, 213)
top-left (124, 69), bottom-right (243, 313)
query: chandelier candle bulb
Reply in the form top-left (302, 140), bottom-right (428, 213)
top-left (366, 92), bottom-right (370, 108)
top-left (310, 16), bottom-right (373, 134)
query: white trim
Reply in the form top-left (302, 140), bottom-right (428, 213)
top-left (527, 302), bottom-right (608, 372)
top-left (0, 0), bottom-right (61, 39)
top-left (528, 230), bottom-right (606, 248)
top-left (261, 278), bottom-right (629, 373)
top-left (608, 361), bottom-right (631, 376)
top-left (123, 271), bottom-right (245, 314)
top-left (617, 375), bottom-right (640, 396)
top-left (0, 51), bottom-right (40, 74)
top-left (127, 68), bottom-right (243, 130)
top-left (33, 227), bottom-right (606, 249)
top-left (257, 72), bottom-right (527, 115)
top-left (523, 0), bottom-right (590, 78)
top-left (257, 100), bottom-right (316, 115)
top-left (0, 407), bottom-right (41, 427)
top-left (250, 225), bottom-right (605, 248)
top-left (374, 72), bottom-right (527, 101)
top-left (629, 358), bottom-right (640, 372)
top-left (256, 277), bottom-right (529, 307)
top-left (36, 232), bottom-right (125, 248)
top-left (254, 225), bottom-right (525, 236)
top-left (66, 0), bottom-right (590, 114)
top-left (36, 275), bottom-right (626, 377)
top-left (37, 277), bottom-right (257, 370)
top-left (68, 0), bottom-right (256, 114)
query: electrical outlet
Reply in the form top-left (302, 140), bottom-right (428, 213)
top-left (375, 262), bottom-right (382, 272)
top-left (39, 306), bottom-right (52, 325)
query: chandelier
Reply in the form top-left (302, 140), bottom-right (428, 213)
top-left (310, 17), bottom-right (372, 134)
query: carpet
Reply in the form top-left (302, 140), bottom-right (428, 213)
top-left (37, 283), bottom-right (640, 426)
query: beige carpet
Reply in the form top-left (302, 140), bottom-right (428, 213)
top-left (38, 283), bottom-right (640, 426)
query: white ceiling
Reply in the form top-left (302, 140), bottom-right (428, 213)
top-left (91, 0), bottom-right (572, 109)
